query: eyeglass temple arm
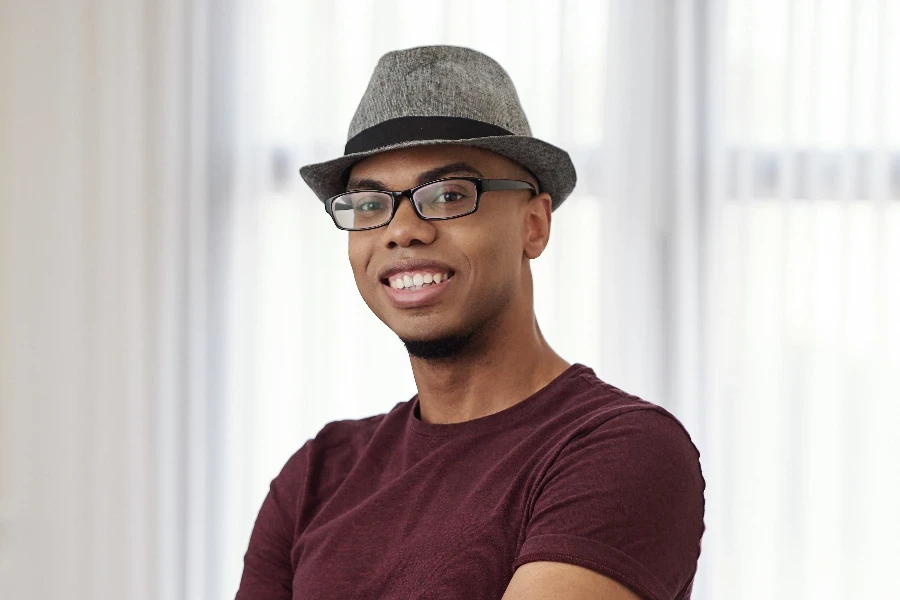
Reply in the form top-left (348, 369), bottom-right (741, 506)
top-left (481, 180), bottom-right (537, 194)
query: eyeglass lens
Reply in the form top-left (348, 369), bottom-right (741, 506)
top-left (331, 179), bottom-right (478, 230)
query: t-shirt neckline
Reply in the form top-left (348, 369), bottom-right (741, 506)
top-left (407, 363), bottom-right (591, 438)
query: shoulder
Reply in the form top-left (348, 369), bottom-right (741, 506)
top-left (581, 368), bottom-right (696, 444)
top-left (581, 407), bottom-right (706, 508)
top-left (561, 366), bottom-right (700, 459)
top-left (315, 411), bottom-right (387, 448)
top-left (542, 391), bottom-right (703, 499)
top-left (273, 409), bottom-right (390, 486)
top-left (543, 366), bottom-right (707, 556)
top-left (303, 410), bottom-right (389, 467)
top-left (517, 370), bottom-right (706, 600)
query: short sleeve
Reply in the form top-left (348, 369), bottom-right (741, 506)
top-left (235, 441), bottom-right (311, 600)
top-left (513, 408), bottom-right (706, 600)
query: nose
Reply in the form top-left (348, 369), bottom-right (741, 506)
top-left (382, 195), bottom-right (436, 248)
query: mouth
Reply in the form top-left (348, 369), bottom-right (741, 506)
top-left (380, 269), bottom-right (456, 308)
top-left (381, 269), bottom-right (455, 291)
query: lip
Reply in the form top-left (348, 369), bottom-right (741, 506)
top-left (377, 258), bottom-right (455, 282)
top-left (381, 273), bottom-right (455, 308)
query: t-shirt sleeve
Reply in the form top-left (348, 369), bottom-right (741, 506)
top-left (512, 408), bottom-right (706, 600)
top-left (235, 441), bottom-right (311, 600)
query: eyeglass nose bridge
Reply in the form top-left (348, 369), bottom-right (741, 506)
top-left (385, 190), bottom-right (427, 224)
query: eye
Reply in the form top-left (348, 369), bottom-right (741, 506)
top-left (434, 191), bottom-right (465, 203)
top-left (425, 185), bottom-right (471, 203)
top-left (354, 195), bottom-right (388, 212)
top-left (414, 179), bottom-right (477, 210)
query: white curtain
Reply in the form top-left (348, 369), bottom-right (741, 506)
top-left (702, 0), bottom-right (900, 598)
top-left (2, 1), bottom-right (898, 599)
top-left (1, 0), bottom-right (233, 598)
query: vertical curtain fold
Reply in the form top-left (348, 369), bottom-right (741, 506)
top-left (1, 1), bottom-right (226, 598)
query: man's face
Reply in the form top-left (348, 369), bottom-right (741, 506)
top-left (344, 144), bottom-right (550, 356)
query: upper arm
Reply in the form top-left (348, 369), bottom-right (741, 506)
top-left (235, 442), bottom-right (311, 600)
top-left (502, 561), bottom-right (643, 600)
top-left (510, 408), bottom-right (706, 600)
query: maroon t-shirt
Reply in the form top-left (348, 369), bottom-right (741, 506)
top-left (235, 363), bottom-right (705, 600)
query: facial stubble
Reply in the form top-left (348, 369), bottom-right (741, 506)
top-left (400, 330), bottom-right (477, 360)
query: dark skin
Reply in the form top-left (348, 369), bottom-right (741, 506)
top-left (346, 144), bottom-right (571, 426)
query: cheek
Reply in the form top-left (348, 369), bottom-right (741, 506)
top-left (480, 218), bottom-right (523, 269)
top-left (466, 228), bottom-right (523, 297)
top-left (347, 238), bottom-right (373, 291)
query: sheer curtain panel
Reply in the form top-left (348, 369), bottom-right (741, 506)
top-left (1, 1), bottom-right (237, 598)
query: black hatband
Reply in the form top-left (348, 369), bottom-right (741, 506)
top-left (344, 116), bottom-right (513, 155)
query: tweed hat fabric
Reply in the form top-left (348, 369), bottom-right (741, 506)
top-left (299, 45), bottom-right (577, 211)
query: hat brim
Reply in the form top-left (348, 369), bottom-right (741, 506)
top-left (299, 135), bottom-right (577, 212)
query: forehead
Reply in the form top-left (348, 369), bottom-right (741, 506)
top-left (346, 144), bottom-right (519, 183)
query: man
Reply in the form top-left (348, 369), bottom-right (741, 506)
top-left (236, 45), bottom-right (705, 600)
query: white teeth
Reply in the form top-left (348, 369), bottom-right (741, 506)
top-left (387, 271), bottom-right (452, 289)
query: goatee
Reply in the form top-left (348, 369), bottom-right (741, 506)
top-left (400, 331), bottom-right (476, 360)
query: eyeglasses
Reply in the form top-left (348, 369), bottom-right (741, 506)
top-left (324, 177), bottom-right (537, 231)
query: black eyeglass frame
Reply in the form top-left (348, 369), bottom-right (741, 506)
top-left (324, 177), bottom-right (537, 231)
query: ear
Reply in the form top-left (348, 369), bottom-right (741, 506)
top-left (522, 192), bottom-right (553, 260)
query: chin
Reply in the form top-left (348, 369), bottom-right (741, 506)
top-left (389, 313), bottom-right (485, 360)
top-left (390, 320), bottom-right (453, 343)
top-left (398, 330), bottom-right (476, 360)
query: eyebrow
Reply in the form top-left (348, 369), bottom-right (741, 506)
top-left (346, 162), bottom-right (485, 191)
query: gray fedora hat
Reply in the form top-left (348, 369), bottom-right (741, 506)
top-left (299, 45), bottom-right (577, 211)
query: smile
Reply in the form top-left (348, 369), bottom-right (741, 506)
top-left (380, 270), bottom-right (456, 308)
top-left (385, 270), bottom-right (454, 290)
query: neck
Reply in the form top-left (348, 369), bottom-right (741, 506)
top-left (408, 310), bottom-right (570, 425)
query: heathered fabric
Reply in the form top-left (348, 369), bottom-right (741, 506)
top-left (346, 46), bottom-right (532, 138)
top-left (235, 364), bottom-right (706, 600)
top-left (299, 45), bottom-right (578, 211)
